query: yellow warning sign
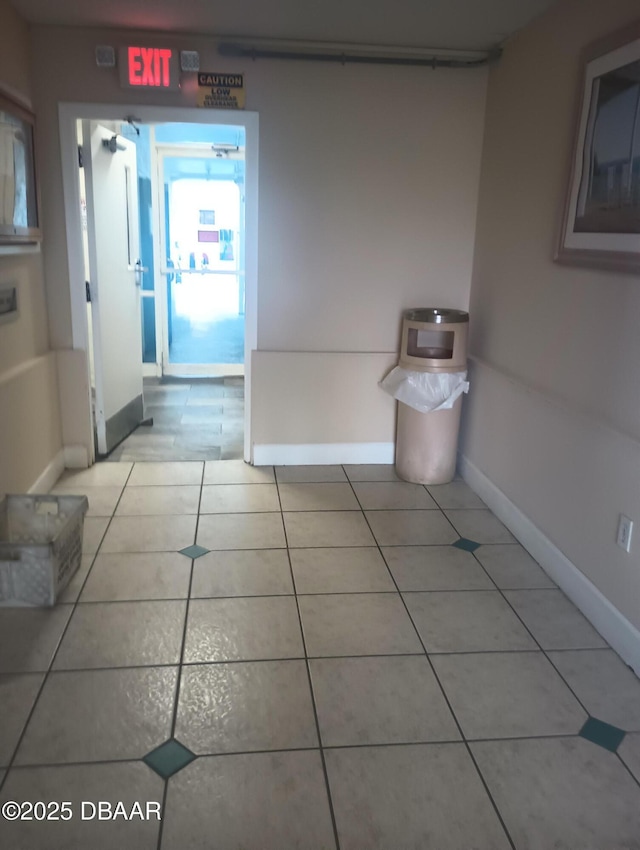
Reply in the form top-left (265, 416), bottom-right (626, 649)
top-left (197, 72), bottom-right (245, 109)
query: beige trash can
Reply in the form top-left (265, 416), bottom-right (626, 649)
top-left (394, 308), bottom-right (469, 485)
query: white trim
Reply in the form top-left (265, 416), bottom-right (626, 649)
top-left (155, 144), bottom-right (170, 372)
top-left (63, 445), bottom-right (91, 469)
top-left (468, 355), bottom-right (640, 449)
top-left (459, 454), bottom-right (640, 676)
top-left (80, 121), bottom-right (108, 455)
top-left (28, 451), bottom-right (65, 494)
top-left (243, 121), bottom-right (258, 464)
top-left (143, 363), bottom-right (162, 378)
top-left (58, 112), bottom-right (88, 352)
top-left (0, 244), bottom-right (40, 257)
top-left (253, 442), bottom-right (395, 466)
top-left (149, 124), bottom-right (163, 370)
top-left (0, 354), bottom-right (50, 386)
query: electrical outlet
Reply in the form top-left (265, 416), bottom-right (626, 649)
top-left (616, 514), bottom-right (633, 553)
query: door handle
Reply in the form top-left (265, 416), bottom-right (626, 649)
top-left (134, 259), bottom-right (149, 287)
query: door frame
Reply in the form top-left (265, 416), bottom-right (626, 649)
top-left (59, 102), bottom-right (259, 463)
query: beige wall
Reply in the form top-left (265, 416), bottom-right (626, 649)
top-left (252, 352), bottom-right (398, 448)
top-left (0, 0), bottom-right (31, 99)
top-left (254, 63), bottom-right (485, 354)
top-left (0, 0), bottom-right (62, 497)
top-left (29, 25), bottom-right (487, 458)
top-left (462, 0), bottom-right (640, 630)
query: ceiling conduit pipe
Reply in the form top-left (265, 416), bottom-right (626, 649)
top-left (218, 42), bottom-right (502, 69)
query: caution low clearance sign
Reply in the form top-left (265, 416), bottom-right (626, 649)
top-left (197, 73), bottom-right (245, 109)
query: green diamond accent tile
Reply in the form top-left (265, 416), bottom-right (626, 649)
top-left (143, 739), bottom-right (196, 779)
top-left (179, 544), bottom-right (210, 559)
top-left (580, 717), bottom-right (626, 753)
top-left (452, 537), bottom-right (480, 553)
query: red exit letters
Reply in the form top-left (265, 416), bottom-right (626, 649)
top-left (128, 47), bottom-right (173, 87)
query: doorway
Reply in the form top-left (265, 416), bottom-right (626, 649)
top-left (157, 140), bottom-right (246, 376)
top-left (59, 103), bottom-right (258, 465)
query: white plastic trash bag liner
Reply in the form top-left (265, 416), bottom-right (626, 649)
top-left (379, 367), bottom-right (469, 413)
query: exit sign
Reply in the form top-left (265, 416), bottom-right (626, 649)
top-left (119, 46), bottom-right (179, 90)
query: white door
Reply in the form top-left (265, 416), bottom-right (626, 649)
top-left (83, 122), bottom-right (144, 455)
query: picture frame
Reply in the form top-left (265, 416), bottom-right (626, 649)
top-left (556, 23), bottom-right (640, 273)
top-left (0, 90), bottom-right (41, 245)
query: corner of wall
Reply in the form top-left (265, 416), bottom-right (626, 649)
top-left (55, 349), bottom-right (94, 469)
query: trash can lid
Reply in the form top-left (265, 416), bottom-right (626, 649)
top-left (403, 308), bottom-right (469, 324)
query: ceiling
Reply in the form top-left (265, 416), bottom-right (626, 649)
top-left (11, 0), bottom-right (557, 52)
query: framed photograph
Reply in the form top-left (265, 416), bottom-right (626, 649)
top-left (0, 91), bottom-right (41, 244)
top-left (557, 24), bottom-right (640, 272)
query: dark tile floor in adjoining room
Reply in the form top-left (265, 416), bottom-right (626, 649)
top-left (1, 461), bottom-right (639, 849)
top-left (107, 377), bottom-right (244, 462)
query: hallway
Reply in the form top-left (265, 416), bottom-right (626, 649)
top-left (0, 461), bottom-right (639, 849)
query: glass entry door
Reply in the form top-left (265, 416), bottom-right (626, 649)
top-left (158, 149), bottom-right (245, 376)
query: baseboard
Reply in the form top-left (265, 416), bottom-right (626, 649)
top-left (28, 450), bottom-right (65, 494)
top-left (63, 445), bottom-right (90, 469)
top-left (253, 442), bottom-right (395, 466)
top-left (459, 454), bottom-right (640, 675)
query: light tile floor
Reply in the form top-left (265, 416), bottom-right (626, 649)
top-left (1, 462), bottom-right (640, 849)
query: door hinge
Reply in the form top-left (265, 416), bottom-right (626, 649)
top-left (78, 145), bottom-right (84, 168)
top-left (85, 281), bottom-right (92, 302)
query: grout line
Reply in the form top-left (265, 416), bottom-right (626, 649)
top-left (168, 465), bottom-right (204, 737)
top-left (70, 588), bottom-right (508, 603)
top-left (320, 731), bottom-right (584, 748)
top-left (344, 471), bottom-right (518, 850)
top-left (23, 662), bottom-right (180, 674)
top-left (616, 748), bottom-right (640, 791)
top-left (68, 540), bottom-right (535, 554)
top-left (276, 471), bottom-right (342, 850)
top-left (4, 730), bottom-right (634, 774)
top-left (63, 588), bottom-right (589, 605)
top-left (179, 652), bottom-right (422, 664)
top-left (6, 646), bottom-right (627, 678)
top-left (156, 461), bottom-right (205, 850)
top-left (155, 779), bottom-right (169, 850)
top-left (468, 547), bottom-right (604, 721)
top-left (13, 645), bottom-right (628, 677)
top-left (60, 550), bottom-right (99, 605)
top-left (4, 756), bottom-right (161, 771)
